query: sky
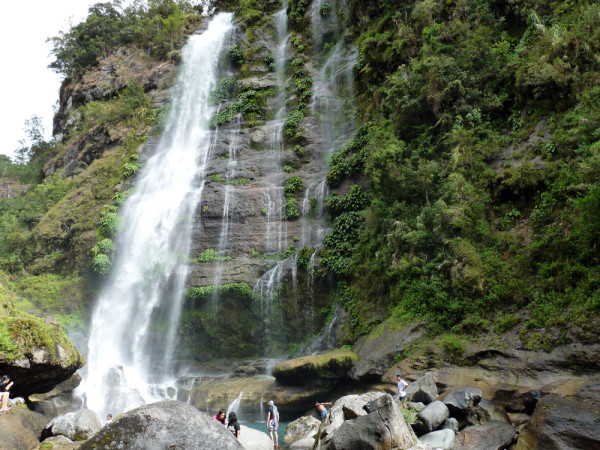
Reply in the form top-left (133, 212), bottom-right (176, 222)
top-left (0, 0), bottom-right (100, 158)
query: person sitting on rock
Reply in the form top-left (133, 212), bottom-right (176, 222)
top-left (397, 374), bottom-right (409, 408)
top-left (213, 409), bottom-right (226, 425)
top-left (315, 401), bottom-right (332, 421)
top-left (0, 375), bottom-right (13, 412)
top-left (227, 411), bottom-right (241, 440)
top-left (106, 414), bottom-right (113, 424)
top-left (267, 400), bottom-right (280, 448)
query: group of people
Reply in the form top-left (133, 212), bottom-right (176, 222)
top-left (211, 400), bottom-right (281, 446)
top-left (212, 408), bottom-right (241, 441)
top-left (211, 399), bottom-right (337, 447)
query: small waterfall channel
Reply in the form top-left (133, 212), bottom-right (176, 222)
top-left (79, 13), bottom-right (235, 418)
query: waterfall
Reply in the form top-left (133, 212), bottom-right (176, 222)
top-left (226, 391), bottom-right (244, 419)
top-left (79, 13), bottom-right (234, 418)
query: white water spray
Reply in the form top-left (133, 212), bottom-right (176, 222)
top-left (79, 13), bottom-right (234, 418)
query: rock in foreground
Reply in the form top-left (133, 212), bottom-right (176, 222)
top-left (80, 401), bottom-right (242, 449)
top-left (515, 394), bottom-right (600, 450)
top-left (0, 405), bottom-right (48, 449)
top-left (315, 393), bottom-right (429, 449)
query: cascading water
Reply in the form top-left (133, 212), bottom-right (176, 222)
top-left (253, 3), bottom-right (291, 338)
top-left (79, 13), bottom-right (235, 418)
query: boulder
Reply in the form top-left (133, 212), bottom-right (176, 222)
top-left (0, 284), bottom-right (85, 397)
top-left (239, 425), bottom-right (274, 450)
top-left (439, 386), bottom-right (482, 416)
top-left (418, 429), bottom-right (456, 449)
top-left (30, 372), bottom-right (83, 420)
top-left (443, 417), bottom-right (459, 433)
top-left (323, 394), bottom-right (422, 450)
top-left (414, 400), bottom-right (450, 435)
top-left (408, 401), bottom-right (426, 412)
top-left (317, 391), bottom-right (388, 443)
top-left (284, 416), bottom-right (321, 443)
top-left (454, 421), bottom-right (516, 450)
top-left (465, 405), bottom-right (490, 427)
top-left (272, 349), bottom-right (358, 386)
top-left (43, 408), bottom-right (103, 441)
top-left (0, 406), bottom-right (48, 449)
top-left (36, 435), bottom-right (79, 449)
top-left (405, 371), bottom-right (438, 404)
top-left (290, 437), bottom-right (316, 449)
top-left (493, 388), bottom-right (542, 414)
top-left (350, 322), bottom-right (426, 382)
top-left (477, 398), bottom-right (511, 424)
top-left (515, 394), bottom-right (600, 450)
top-left (80, 401), bottom-right (243, 449)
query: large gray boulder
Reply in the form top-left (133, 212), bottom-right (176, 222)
top-left (405, 371), bottom-right (438, 404)
top-left (284, 416), bottom-right (321, 443)
top-left (43, 409), bottom-right (103, 441)
top-left (439, 386), bottom-right (482, 416)
top-left (515, 394), bottom-right (600, 450)
top-left (454, 421), bottom-right (516, 450)
top-left (239, 425), bottom-right (273, 450)
top-left (316, 391), bottom-right (388, 445)
top-left (414, 400), bottom-right (450, 435)
top-left (418, 429), bottom-right (455, 449)
top-left (80, 401), bottom-right (243, 449)
top-left (321, 393), bottom-right (423, 449)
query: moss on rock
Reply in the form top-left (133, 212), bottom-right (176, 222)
top-left (272, 349), bottom-right (358, 386)
top-left (0, 279), bottom-right (84, 395)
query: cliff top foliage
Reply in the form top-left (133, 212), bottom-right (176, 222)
top-left (322, 0), bottom-right (600, 349)
top-left (48, 0), bottom-right (203, 79)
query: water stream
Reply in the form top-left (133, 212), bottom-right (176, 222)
top-left (79, 13), bottom-right (235, 418)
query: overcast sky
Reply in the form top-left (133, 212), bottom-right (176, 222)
top-left (0, 0), bottom-right (99, 158)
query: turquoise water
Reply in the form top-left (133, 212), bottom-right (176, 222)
top-left (243, 421), bottom-right (291, 448)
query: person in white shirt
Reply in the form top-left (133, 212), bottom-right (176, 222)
top-left (397, 374), bottom-right (409, 408)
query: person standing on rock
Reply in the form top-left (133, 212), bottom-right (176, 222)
top-left (227, 411), bottom-right (241, 440)
top-left (315, 401), bottom-right (332, 421)
top-left (267, 400), bottom-right (280, 448)
top-left (397, 374), bottom-right (409, 408)
top-left (0, 375), bottom-right (13, 412)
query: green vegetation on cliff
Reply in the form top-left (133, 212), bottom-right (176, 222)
top-left (49, 0), bottom-right (203, 79)
top-left (320, 0), bottom-right (600, 348)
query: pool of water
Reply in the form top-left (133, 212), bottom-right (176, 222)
top-left (243, 420), bottom-right (291, 448)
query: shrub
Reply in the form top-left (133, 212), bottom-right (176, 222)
top-left (283, 110), bottom-right (304, 139)
top-left (227, 44), bottom-right (244, 67)
top-left (197, 248), bottom-right (231, 262)
top-left (284, 176), bottom-right (303, 194)
top-left (92, 254), bottom-right (111, 275)
top-left (98, 212), bottom-right (120, 237)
